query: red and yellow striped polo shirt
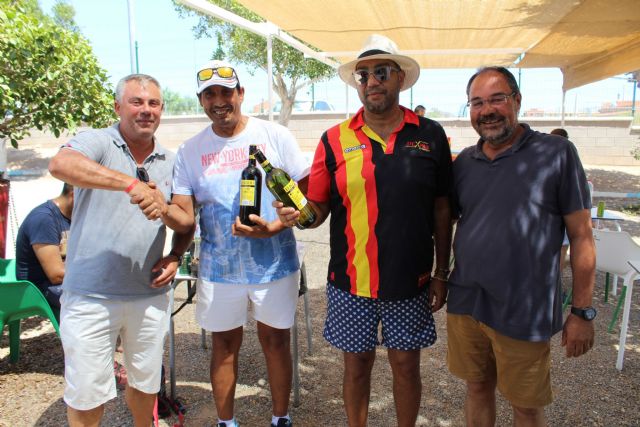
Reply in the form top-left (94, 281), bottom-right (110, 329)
top-left (307, 106), bottom-right (452, 300)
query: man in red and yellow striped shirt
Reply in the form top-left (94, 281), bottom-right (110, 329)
top-left (276, 34), bottom-right (453, 427)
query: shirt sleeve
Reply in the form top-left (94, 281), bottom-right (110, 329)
top-left (435, 124), bottom-right (453, 197)
top-left (307, 137), bottom-right (331, 203)
top-left (172, 145), bottom-right (193, 196)
top-left (62, 128), bottom-right (111, 163)
top-left (25, 209), bottom-right (61, 246)
top-left (558, 140), bottom-right (591, 215)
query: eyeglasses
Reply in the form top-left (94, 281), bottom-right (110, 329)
top-left (353, 65), bottom-right (400, 86)
top-left (136, 166), bottom-right (149, 183)
top-left (197, 67), bottom-right (236, 83)
top-left (467, 92), bottom-right (516, 110)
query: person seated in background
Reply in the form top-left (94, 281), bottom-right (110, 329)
top-left (550, 127), bottom-right (570, 272)
top-left (16, 182), bottom-right (73, 320)
top-left (414, 104), bottom-right (426, 116)
top-left (550, 127), bottom-right (568, 138)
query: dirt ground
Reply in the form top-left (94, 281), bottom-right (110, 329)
top-left (1, 150), bottom-right (640, 426)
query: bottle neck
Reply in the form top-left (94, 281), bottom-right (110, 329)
top-left (254, 150), bottom-right (273, 173)
top-left (248, 145), bottom-right (257, 167)
top-left (259, 159), bottom-right (273, 173)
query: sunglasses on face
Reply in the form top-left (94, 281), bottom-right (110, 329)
top-left (353, 65), bottom-right (401, 86)
top-left (136, 166), bottom-right (149, 183)
top-left (197, 67), bottom-right (236, 83)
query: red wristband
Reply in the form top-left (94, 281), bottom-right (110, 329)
top-left (124, 179), bottom-right (139, 193)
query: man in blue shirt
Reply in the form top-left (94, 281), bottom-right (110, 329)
top-left (448, 67), bottom-right (595, 426)
top-left (16, 182), bottom-right (73, 318)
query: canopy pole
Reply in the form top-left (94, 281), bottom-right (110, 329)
top-left (267, 35), bottom-right (274, 122)
top-left (345, 83), bottom-right (349, 119)
top-left (561, 90), bottom-right (566, 127)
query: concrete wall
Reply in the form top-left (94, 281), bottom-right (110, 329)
top-left (15, 114), bottom-right (640, 167)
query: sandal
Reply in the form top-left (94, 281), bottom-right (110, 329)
top-left (114, 361), bottom-right (128, 389)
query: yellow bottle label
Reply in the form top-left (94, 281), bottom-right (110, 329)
top-left (240, 180), bottom-right (256, 206)
top-left (284, 179), bottom-right (307, 210)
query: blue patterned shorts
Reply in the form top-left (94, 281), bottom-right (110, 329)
top-left (323, 284), bottom-right (437, 352)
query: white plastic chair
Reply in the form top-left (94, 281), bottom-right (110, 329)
top-left (593, 229), bottom-right (640, 370)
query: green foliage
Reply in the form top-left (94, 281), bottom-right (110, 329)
top-left (173, 0), bottom-right (335, 125)
top-left (0, 1), bottom-right (115, 148)
top-left (52, 0), bottom-right (80, 33)
top-left (163, 88), bottom-right (202, 116)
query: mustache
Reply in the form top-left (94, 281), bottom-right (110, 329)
top-left (365, 88), bottom-right (386, 97)
top-left (477, 113), bottom-right (504, 124)
top-left (208, 104), bottom-right (232, 111)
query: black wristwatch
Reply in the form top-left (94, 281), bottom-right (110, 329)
top-left (168, 250), bottom-right (183, 264)
top-left (571, 306), bottom-right (597, 321)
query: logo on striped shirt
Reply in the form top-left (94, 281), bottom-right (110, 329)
top-left (344, 144), bottom-right (366, 154)
top-left (405, 140), bottom-right (432, 152)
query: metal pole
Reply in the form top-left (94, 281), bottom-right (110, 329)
top-left (311, 83), bottom-right (315, 111)
top-left (632, 79), bottom-right (637, 117)
top-left (126, 0), bottom-right (137, 74)
top-left (410, 87), bottom-right (413, 110)
top-left (345, 83), bottom-right (349, 119)
top-left (135, 41), bottom-right (139, 73)
top-left (561, 90), bottom-right (566, 126)
top-left (267, 35), bottom-right (274, 122)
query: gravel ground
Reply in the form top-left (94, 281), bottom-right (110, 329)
top-left (1, 160), bottom-right (639, 426)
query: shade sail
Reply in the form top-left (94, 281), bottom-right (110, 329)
top-left (237, 0), bottom-right (640, 91)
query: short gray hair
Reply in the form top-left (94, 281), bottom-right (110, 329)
top-left (114, 74), bottom-right (162, 103)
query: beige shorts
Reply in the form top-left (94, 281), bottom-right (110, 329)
top-left (196, 271), bottom-right (300, 332)
top-left (60, 290), bottom-right (171, 410)
top-left (447, 313), bottom-right (552, 408)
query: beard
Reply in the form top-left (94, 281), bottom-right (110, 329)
top-left (474, 112), bottom-right (517, 147)
top-left (361, 88), bottom-right (399, 115)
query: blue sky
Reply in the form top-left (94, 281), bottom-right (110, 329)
top-left (39, 0), bottom-right (638, 116)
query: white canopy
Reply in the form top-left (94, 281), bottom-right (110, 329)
top-left (236, 0), bottom-right (640, 91)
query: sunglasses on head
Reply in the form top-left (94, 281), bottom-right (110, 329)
top-left (197, 66), bottom-right (236, 83)
top-left (353, 65), bottom-right (401, 86)
top-left (136, 166), bottom-right (149, 183)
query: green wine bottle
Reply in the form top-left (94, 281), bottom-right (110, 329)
top-left (254, 148), bottom-right (316, 229)
top-left (239, 145), bottom-right (262, 226)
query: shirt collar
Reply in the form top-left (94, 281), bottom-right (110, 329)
top-left (348, 105), bottom-right (419, 131)
top-left (108, 122), bottom-right (168, 159)
top-left (470, 123), bottom-right (532, 160)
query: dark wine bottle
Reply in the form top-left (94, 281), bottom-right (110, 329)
top-left (254, 148), bottom-right (316, 229)
top-left (239, 145), bottom-right (262, 226)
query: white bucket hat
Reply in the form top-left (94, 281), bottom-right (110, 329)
top-left (338, 34), bottom-right (420, 91)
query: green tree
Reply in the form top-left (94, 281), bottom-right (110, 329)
top-left (52, 0), bottom-right (80, 33)
top-left (163, 88), bottom-right (202, 116)
top-left (0, 1), bottom-right (115, 148)
top-left (173, 0), bottom-right (335, 125)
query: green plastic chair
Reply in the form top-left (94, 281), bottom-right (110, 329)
top-left (0, 280), bottom-right (61, 363)
top-left (0, 258), bottom-right (17, 282)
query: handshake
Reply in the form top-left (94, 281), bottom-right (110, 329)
top-left (127, 180), bottom-right (169, 221)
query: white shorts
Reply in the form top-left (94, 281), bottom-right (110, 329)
top-left (196, 271), bottom-right (300, 332)
top-left (60, 290), bottom-right (171, 410)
